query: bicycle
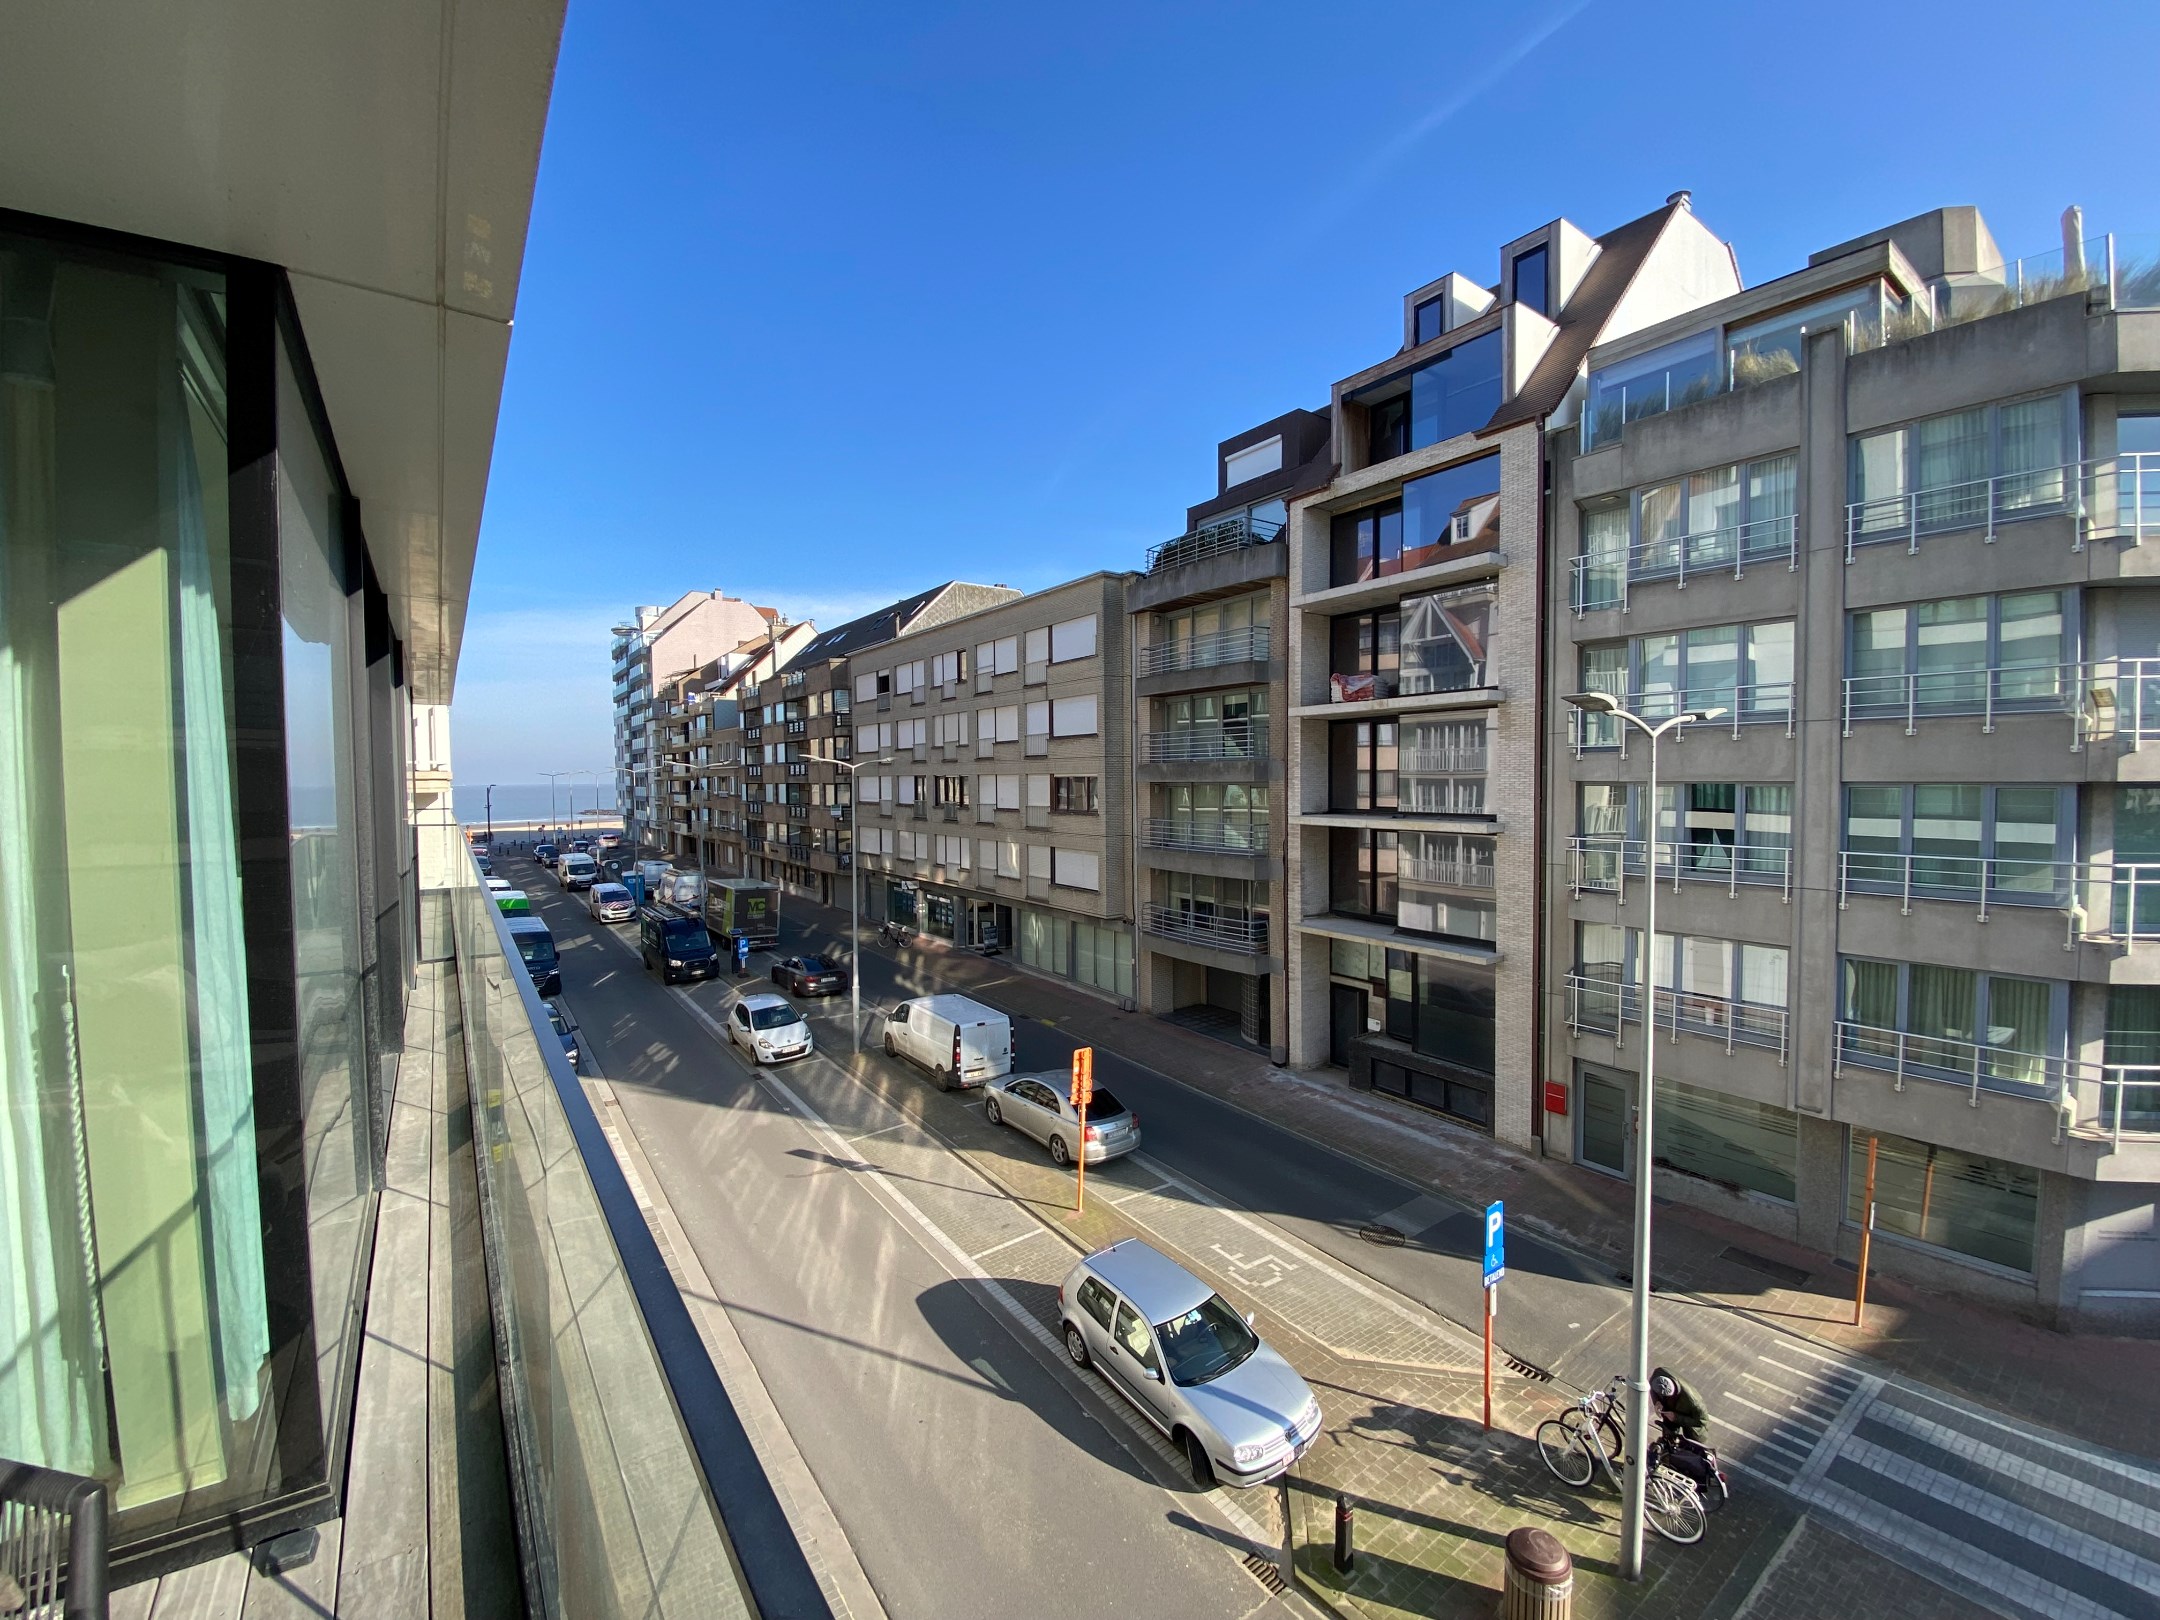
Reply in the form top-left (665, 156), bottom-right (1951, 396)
top-left (877, 920), bottom-right (915, 948)
top-left (1535, 1377), bottom-right (1706, 1545)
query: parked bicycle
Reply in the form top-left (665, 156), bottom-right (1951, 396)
top-left (877, 920), bottom-right (915, 948)
top-left (1535, 1376), bottom-right (1708, 1544)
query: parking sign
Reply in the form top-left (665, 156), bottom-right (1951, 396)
top-left (1482, 1200), bottom-right (1505, 1288)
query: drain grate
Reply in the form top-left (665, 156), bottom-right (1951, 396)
top-left (1504, 1353), bottom-right (1554, 1382)
top-left (1357, 1222), bottom-right (1407, 1247)
top-left (1242, 1552), bottom-right (1288, 1595)
top-left (1719, 1245), bottom-right (1812, 1289)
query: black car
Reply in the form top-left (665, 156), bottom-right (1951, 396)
top-left (545, 999), bottom-right (581, 1070)
top-left (534, 842), bottom-right (559, 869)
top-left (771, 954), bottom-right (849, 996)
top-left (640, 905), bottom-right (719, 984)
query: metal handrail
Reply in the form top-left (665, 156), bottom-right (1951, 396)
top-left (1835, 850), bottom-right (2160, 937)
top-left (1843, 455), bottom-right (2160, 556)
top-left (1833, 1019), bottom-right (2096, 1114)
top-left (1400, 856), bottom-right (1495, 890)
top-left (1568, 835), bottom-right (1793, 902)
top-left (1142, 722), bottom-right (1269, 762)
top-left (1571, 512), bottom-right (1798, 613)
top-left (1141, 904), bottom-right (1269, 953)
top-left (1146, 510), bottom-right (1287, 573)
top-left (1399, 746), bottom-right (1488, 774)
top-left (1570, 684), bottom-right (1795, 753)
top-left (1142, 818), bottom-right (1271, 855)
top-left (1838, 658), bottom-right (2160, 746)
top-left (1564, 973), bottom-right (1789, 1060)
top-left (1138, 624), bottom-right (1272, 675)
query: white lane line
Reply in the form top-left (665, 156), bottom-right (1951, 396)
top-left (1737, 1372), bottom-right (1841, 1423)
top-left (1759, 1354), bottom-right (1856, 1387)
top-left (848, 1122), bottom-right (910, 1144)
top-left (1108, 1181), bottom-right (1173, 1206)
top-left (1723, 1390), bottom-right (1829, 1440)
top-left (970, 1228), bottom-right (1048, 1262)
top-left (1710, 1413), bottom-right (1813, 1461)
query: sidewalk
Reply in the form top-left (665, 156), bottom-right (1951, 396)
top-left (784, 896), bottom-right (2160, 1463)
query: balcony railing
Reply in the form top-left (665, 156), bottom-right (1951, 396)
top-left (1399, 746), bottom-right (1488, 775)
top-left (1143, 722), bottom-right (1269, 762)
top-left (1565, 973), bottom-right (1789, 1061)
top-left (1327, 666), bottom-right (1492, 704)
top-left (1142, 818), bottom-right (1271, 856)
top-left (1844, 455), bottom-right (2160, 556)
top-left (1146, 508), bottom-right (1286, 573)
top-left (1836, 850), bottom-right (2160, 938)
top-left (1570, 684), bottom-right (1795, 753)
top-left (1569, 835), bottom-right (1794, 901)
top-left (448, 861), bottom-right (824, 1618)
top-left (1401, 856), bottom-right (1495, 890)
top-left (1571, 513), bottom-right (1799, 613)
top-left (1142, 904), bottom-right (1269, 954)
top-left (1840, 658), bottom-right (2160, 747)
top-left (1138, 624), bottom-right (1271, 676)
top-left (1835, 1019), bottom-right (2097, 1111)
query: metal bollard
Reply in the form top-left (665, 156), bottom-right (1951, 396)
top-left (1500, 1526), bottom-right (1573, 1620)
top-left (1333, 1493), bottom-right (1355, 1573)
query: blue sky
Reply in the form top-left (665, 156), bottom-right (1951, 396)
top-left (451, 0), bottom-right (2159, 785)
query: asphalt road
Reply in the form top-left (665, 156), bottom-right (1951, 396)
top-left (502, 858), bottom-right (1293, 1620)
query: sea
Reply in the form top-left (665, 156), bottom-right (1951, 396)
top-left (453, 782), bottom-right (623, 830)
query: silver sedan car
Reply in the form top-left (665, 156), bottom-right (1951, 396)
top-left (1059, 1240), bottom-right (1321, 1488)
top-left (983, 1073), bottom-right (1138, 1166)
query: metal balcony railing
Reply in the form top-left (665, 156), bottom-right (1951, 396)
top-left (1138, 624), bottom-right (1271, 675)
top-left (1570, 684), bottom-right (1795, 753)
top-left (1571, 512), bottom-right (1799, 613)
top-left (1568, 835), bottom-right (1794, 901)
top-left (1834, 1020), bottom-right (2099, 1113)
top-left (1399, 746), bottom-right (1488, 775)
top-left (1401, 856), bottom-right (1495, 890)
top-left (1844, 455), bottom-right (2160, 556)
top-left (1142, 818), bottom-right (1270, 856)
top-left (1142, 722), bottom-right (1269, 762)
top-left (1836, 850), bottom-right (2160, 938)
top-left (1142, 904), bottom-right (1269, 954)
top-left (1839, 658), bottom-right (2160, 747)
top-left (1146, 509), bottom-right (1286, 573)
top-left (1565, 973), bottom-right (1789, 1061)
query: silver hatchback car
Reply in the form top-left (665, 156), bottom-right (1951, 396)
top-left (1059, 1240), bottom-right (1320, 1488)
top-left (983, 1073), bottom-right (1138, 1165)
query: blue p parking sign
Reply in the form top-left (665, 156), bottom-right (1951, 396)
top-left (1482, 1200), bottom-right (1505, 1288)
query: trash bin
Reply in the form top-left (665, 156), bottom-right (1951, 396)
top-left (1500, 1526), bottom-right (1572, 1620)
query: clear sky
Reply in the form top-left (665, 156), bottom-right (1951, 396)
top-left (450, 0), bottom-right (2159, 787)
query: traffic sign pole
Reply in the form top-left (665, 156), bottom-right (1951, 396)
top-left (1483, 1283), bottom-right (1495, 1432)
top-left (1481, 1201), bottom-right (1505, 1433)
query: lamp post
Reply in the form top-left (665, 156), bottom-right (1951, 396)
top-left (540, 770), bottom-right (573, 842)
top-left (485, 783), bottom-right (496, 846)
top-left (1562, 690), bottom-right (1725, 1581)
top-left (828, 754), bottom-right (894, 1052)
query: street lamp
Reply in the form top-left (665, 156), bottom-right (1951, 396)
top-left (539, 770), bottom-right (572, 841)
top-left (828, 753), bottom-right (894, 1052)
top-left (1561, 690), bottom-right (1725, 1582)
top-left (485, 783), bottom-right (496, 846)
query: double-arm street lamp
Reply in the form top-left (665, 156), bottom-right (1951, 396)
top-left (1562, 690), bottom-right (1725, 1582)
top-left (827, 753), bottom-right (893, 1051)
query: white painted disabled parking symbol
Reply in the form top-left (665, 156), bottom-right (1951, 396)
top-left (1210, 1242), bottom-right (1298, 1290)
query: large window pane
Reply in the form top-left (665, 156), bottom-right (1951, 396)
top-left (1915, 408), bottom-right (1989, 529)
top-left (1913, 597), bottom-right (1988, 709)
top-left (1744, 621), bottom-right (1793, 714)
top-left (1847, 1131), bottom-right (2038, 1272)
top-left (1999, 396), bottom-right (2068, 511)
top-left (1579, 500), bottom-right (1627, 608)
top-left (1414, 957), bottom-right (1495, 1074)
top-left (1656, 1082), bottom-right (1797, 1202)
top-left (1402, 453), bottom-right (1500, 568)
top-left (1408, 329), bottom-right (1503, 449)
top-left (1399, 583), bottom-right (1495, 694)
top-left (1996, 592), bottom-right (2068, 704)
top-left (1911, 784), bottom-right (1983, 891)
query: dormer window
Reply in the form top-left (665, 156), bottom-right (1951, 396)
top-left (1512, 245), bottom-right (1549, 314)
top-left (1224, 436), bottom-right (1283, 488)
top-left (1414, 297), bottom-right (1445, 345)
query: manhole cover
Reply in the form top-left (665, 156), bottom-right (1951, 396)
top-left (1357, 1223), bottom-right (1407, 1247)
top-left (1504, 1353), bottom-right (1554, 1383)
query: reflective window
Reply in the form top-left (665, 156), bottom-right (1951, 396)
top-left (1511, 244), bottom-right (1549, 314)
top-left (1846, 1131), bottom-right (2038, 1273)
top-left (1849, 393), bottom-right (2076, 541)
top-left (1354, 329), bottom-right (1504, 465)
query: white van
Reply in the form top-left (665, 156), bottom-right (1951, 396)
top-left (883, 994), bottom-right (1014, 1090)
top-left (558, 851), bottom-right (599, 892)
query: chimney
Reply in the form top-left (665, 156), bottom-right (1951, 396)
top-left (1666, 190), bottom-right (1693, 212)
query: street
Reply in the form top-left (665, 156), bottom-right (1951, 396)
top-left (510, 857), bottom-right (2160, 1620)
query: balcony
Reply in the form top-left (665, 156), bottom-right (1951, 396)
top-left (1570, 685), bottom-right (1794, 753)
top-left (1565, 973), bottom-right (1789, 1061)
top-left (1844, 456), bottom-right (2160, 556)
top-left (1840, 659), bottom-right (2160, 745)
top-left (1142, 818), bottom-right (1270, 856)
top-left (1146, 508), bottom-right (1286, 574)
top-left (1138, 624), bottom-right (1270, 676)
top-left (1570, 513), bottom-right (1798, 613)
top-left (1837, 850), bottom-right (2160, 940)
top-left (1142, 722), bottom-right (1269, 763)
top-left (1569, 836), bottom-right (1794, 901)
top-left (1143, 903), bottom-right (1269, 955)
top-left (1835, 1019), bottom-right (2105, 1115)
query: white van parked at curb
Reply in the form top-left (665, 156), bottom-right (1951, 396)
top-left (882, 994), bottom-right (1013, 1090)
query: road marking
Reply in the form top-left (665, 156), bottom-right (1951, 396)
top-left (1709, 1413), bottom-right (1812, 1461)
top-left (1759, 1354), bottom-right (1853, 1386)
top-left (1108, 1180), bottom-right (1173, 1206)
top-left (970, 1227), bottom-right (1047, 1261)
top-left (847, 1121), bottom-right (909, 1144)
top-left (1722, 1389), bottom-right (1826, 1439)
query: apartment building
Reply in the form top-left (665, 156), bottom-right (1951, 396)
top-left (1284, 197), bottom-right (1742, 1144)
top-left (1543, 205), bottom-right (2160, 1327)
top-left (1129, 411), bottom-right (1331, 1055)
top-left (611, 590), bottom-right (783, 850)
top-left (655, 623), bottom-right (817, 866)
top-left (856, 574), bottom-right (1137, 999)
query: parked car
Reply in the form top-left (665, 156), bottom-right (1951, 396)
top-left (558, 851), bottom-right (599, 891)
top-left (505, 916), bottom-right (561, 997)
top-left (494, 889), bottom-right (531, 916)
top-left (985, 1074), bottom-right (1139, 1167)
top-left (485, 877), bottom-right (511, 895)
top-left (533, 843), bottom-right (559, 869)
top-left (727, 992), bottom-right (813, 1064)
top-left (475, 855), bottom-right (493, 877)
top-left (545, 999), bottom-right (581, 1070)
top-left (882, 994), bottom-right (1013, 1090)
top-left (1059, 1240), bottom-right (1320, 1489)
top-left (587, 881), bottom-right (636, 924)
top-left (771, 954), bottom-right (848, 997)
top-left (639, 905), bottom-right (719, 984)
top-left (570, 838), bottom-right (594, 855)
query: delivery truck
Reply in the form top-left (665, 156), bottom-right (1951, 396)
top-left (706, 877), bottom-right (780, 951)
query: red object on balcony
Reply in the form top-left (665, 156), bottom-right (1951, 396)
top-left (1331, 672), bottom-right (1377, 703)
top-left (1543, 1081), bottom-right (1569, 1117)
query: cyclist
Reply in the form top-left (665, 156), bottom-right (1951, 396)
top-left (1650, 1367), bottom-right (1709, 1445)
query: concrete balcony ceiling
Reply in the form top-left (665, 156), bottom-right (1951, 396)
top-left (0, 0), bottom-right (567, 704)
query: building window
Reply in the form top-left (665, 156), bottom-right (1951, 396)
top-left (1725, 282), bottom-right (1891, 388)
top-left (1575, 454), bottom-right (1798, 610)
top-left (1839, 957), bottom-right (2064, 1092)
top-left (1049, 695), bottom-right (1098, 736)
top-left (1158, 782), bottom-right (1267, 848)
top-left (1153, 592), bottom-right (1269, 666)
top-left (1052, 775), bottom-right (1098, 814)
top-left (1050, 615), bottom-right (1098, 662)
top-left (1413, 296), bottom-right (1444, 346)
top-left (1051, 848), bottom-right (1101, 891)
top-left (1848, 391), bottom-right (2076, 543)
top-left (931, 649), bottom-right (967, 685)
top-left (1329, 583), bottom-right (1497, 702)
top-left (1331, 454), bottom-right (1501, 587)
top-left (1575, 620), bottom-right (1794, 745)
top-left (1160, 689), bottom-right (1266, 756)
top-left (1025, 626), bottom-right (1050, 664)
top-left (1329, 829), bottom-right (1399, 920)
top-left (1845, 590), bottom-right (2071, 719)
top-left (1511, 244), bottom-right (1549, 314)
top-left (933, 775), bottom-right (970, 807)
top-left (1224, 436), bottom-right (1282, 486)
top-left (1572, 782), bottom-right (1793, 883)
top-left (1396, 832), bottom-right (1496, 943)
top-left (1355, 327), bottom-right (1504, 465)
top-left (1845, 1130), bottom-right (2038, 1273)
top-left (1329, 721), bottom-right (1398, 813)
top-left (1583, 330), bottom-right (1721, 452)
top-left (1841, 783), bottom-right (2072, 902)
top-left (1656, 1082), bottom-right (1796, 1202)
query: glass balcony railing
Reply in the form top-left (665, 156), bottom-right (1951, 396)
top-left (446, 856), bottom-right (830, 1619)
